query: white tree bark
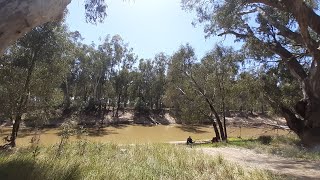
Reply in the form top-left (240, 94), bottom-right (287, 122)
top-left (0, 0), bottom-right (71, 55)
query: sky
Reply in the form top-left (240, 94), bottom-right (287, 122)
top-left (65, 0), bottom-right (238, 59)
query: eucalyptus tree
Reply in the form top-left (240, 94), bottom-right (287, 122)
top-left (66, 44), bottom-right (93, 109)
top-left (165, 45), bottom-right (200, 122)
top-left (152, 53), bottom-right (169, 110)
top-left (166, 44), bottom-right (225, 139)
top-left (68, 42), bottom-right (111, 115)
top-left (166, 44), bottom-right (240, 140)
top-left (136, 59), bottom-right (155, 111)
top-left (58, 34), bottom-right (136, 117)
top-left (0, 22), bottom-right (70, 146)
top-left (127, 69), bottom-right (141, 106)
top-left (98, 35), bottom-right (137, 117)
top-left (59, 31), bottom-right (84, 113)
top-left (201, 45), bottom-right (241, 139)
top-left (129, 53), bottom-right (168, 113)
top-left (182, 0), bottom-right (320, 146)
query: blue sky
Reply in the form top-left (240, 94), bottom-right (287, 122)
top-left (66, 0), bottom-right (238, 59)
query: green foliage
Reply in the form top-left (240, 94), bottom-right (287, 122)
top-left (0, 21), bottom-right (70, 122)
top-left (165, 44), bottom-right (246, 124)
top-left (85, 0), bottom-right (108, 24)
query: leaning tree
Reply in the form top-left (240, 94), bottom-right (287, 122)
top-left (182, 0), bottom-right (320, 147)
top-left (0, 0), bottom-right (107, 55)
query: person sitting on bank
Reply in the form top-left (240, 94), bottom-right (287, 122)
top-left (187, 136), bottom-right (193, 145)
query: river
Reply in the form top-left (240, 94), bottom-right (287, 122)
top-left (0, 125), bottom-right (288, 146)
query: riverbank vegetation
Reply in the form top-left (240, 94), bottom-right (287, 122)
top-left (0, 142), bottom-right (285, 180)
top-left (199, 135), bottom-right (320, 161)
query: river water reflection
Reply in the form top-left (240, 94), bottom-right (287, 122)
top-left (0, 125), bottom-right (289, 146)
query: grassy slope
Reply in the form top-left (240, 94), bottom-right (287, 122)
top-left (0, 142), bottom-right (284, 180)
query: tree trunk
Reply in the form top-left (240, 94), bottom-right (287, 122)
top-left (281, 59), bottom-right (320, 147)
top-left (205, 98), bottom-right (226, 141)
top-left (0, 0), bottom-right (71, 55)
top-left (10, 114), bottom-right (21, 147)
top-left (210, 116), bottom-right (221, 141)
top-left (281, 101), bottom-right (320, 148)
top-left (220, 81), bottom-right (228, 141)
top-left (98, 100), bottom-right (102, 117)
top-left (261, 104), bottom-right (265, 114)
top-left (102, 101), bottom-right (107, 117)
top-left (269, 69), bottom-right (320, 148)
top-left (61, 80), bottom-right (71, 113)
top-left (115, 94), bottom-right (121, 117)
top-left (222, 100), bottom-right (227, 140)
top-left (214, 110), bottom-right (226, 141)
top-left (10, 51), bottom-right (37, 147)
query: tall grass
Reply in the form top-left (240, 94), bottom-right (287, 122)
top-left (0, 142), bottom-right (284, 180)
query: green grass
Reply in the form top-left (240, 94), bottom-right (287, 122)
top-left (199, 135), bottom-right (320, 161)
top-left (0, 142), bottom-right (284, 180)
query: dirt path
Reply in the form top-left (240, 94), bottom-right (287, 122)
top-left (198, 147), bottom-right (320, 180)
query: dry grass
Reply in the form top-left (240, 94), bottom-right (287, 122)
top-left (0, 142), bottom-right (284, 180)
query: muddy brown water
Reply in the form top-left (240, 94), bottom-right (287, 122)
top-left (0, 125), bottom-right (289, 146)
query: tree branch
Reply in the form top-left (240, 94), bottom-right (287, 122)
top-left (269, 42), bottom-right (307, 81)
top-left (257, 7), bottom-right (305, 46)
top-left (218, 24), bottom-right (308, 84)
top-left (218, 31), bottom-right (248, 39)
top-left (281, 0), bottom-right (320, 37)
